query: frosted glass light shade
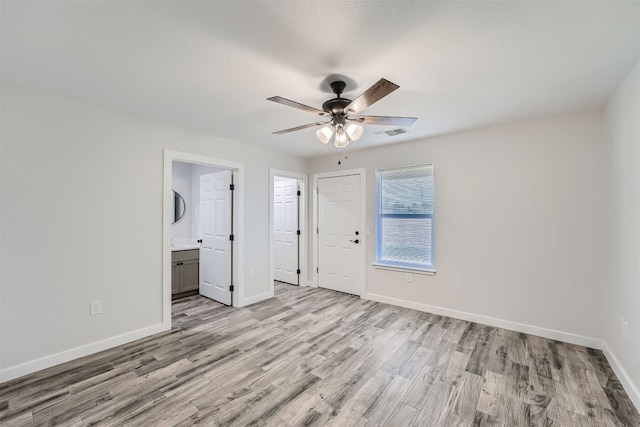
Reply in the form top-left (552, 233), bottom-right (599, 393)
top-left (346, 123), bottom-right (363, 141)
top-left (334, 127), bottom-right (348, 148)
top-left (316, 126), bottom-right (333, 144)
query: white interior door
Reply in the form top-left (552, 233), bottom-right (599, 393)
top-left (318, 174), bottom-right (362, 295)
top-left (274, 178), bottom-right (299, 285)
top-left (199, 170), bottom-right (232, 305)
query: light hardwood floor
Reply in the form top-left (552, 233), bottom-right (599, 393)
top-left (1, 283), bottom-right (639, 426)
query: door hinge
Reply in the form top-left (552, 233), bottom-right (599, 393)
top-left (316, 267), bottom-right (319, 273)
top-left (296, 230), bottom-right (301, 235)
top-left (229, 285), bottom-right (234, 292)
top-left (297, 269), bottom-right (301, 275)
top-left (229, 234), bottom-right (234, 241)
top-left (230, 184), bottom-right (235, 191)
top-left (316, 227), bottom-right (319, 234)
top-left (297, 190), bottom-right (301, 196)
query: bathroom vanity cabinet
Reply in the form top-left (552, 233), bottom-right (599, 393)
top-left (171, 249), bottom-right (199, 298)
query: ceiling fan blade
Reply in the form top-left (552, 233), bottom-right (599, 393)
top-left (267, 96), bottom-right (327, 116)
top-left (273, 121), bottom-right (328, 135)
top-left (345, 78), bottom-right (400, 115)
top-left (353, 115), bottom-right (417, 127)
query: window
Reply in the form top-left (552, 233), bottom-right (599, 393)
top-left (375, 164), bottom-right (434, 272)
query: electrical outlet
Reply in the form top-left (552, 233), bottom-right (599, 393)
top-left (90, 300), bottom-right (102, 316)
top-left (624, 322), bottom-right (629, 341)
top-left (621, 318), bottom-right (629, 341)
top-left (250, 269), bottom-right (255, 279)
top-left (406, 273), bottom-right (412, 282)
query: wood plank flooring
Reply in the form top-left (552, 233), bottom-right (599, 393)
top-left (1, 283), bottom-right (638, 426)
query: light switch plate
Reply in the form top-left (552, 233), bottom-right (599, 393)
top-left (90, 300), bottom-right (102, 315)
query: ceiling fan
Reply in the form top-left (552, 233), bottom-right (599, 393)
top-left (267, 78), bottom-right (417, 148)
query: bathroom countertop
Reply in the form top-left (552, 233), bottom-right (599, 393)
top-left (171, 244), bottom-right (200, 251)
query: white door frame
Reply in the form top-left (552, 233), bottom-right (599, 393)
top-left (269, 169), bottom-right (308, 292)
top-left (163, 150), bottom-right (245, 328)
top-left (312, 168), bottom-right (366, 293)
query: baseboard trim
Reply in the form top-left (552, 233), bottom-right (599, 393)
top-left (600, 342), bottom-right (640, 411)
top-left (0, 323), bottom-right (168, 384)
top-left (361, 292), bottom-right (602, 349)
top-left (238, 291), bottom-right (272, 307)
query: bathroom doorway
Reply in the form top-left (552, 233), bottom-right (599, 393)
top-left (163, 151), bottom-right (244, 328)
top-left (270, 169), bottom-right (308, 295)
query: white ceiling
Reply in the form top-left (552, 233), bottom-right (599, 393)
top-left (2, 1), bottom-right (639, 158)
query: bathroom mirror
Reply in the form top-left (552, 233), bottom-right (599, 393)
top-left (172, 191), bottom-right (186, 224)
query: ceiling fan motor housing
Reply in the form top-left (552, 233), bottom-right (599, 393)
top-left (322, 80), bottom-right (352, 117)
top-left (322, 98), bottom-right (351, 117)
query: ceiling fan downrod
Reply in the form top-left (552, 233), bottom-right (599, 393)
top-left (330, 81), bottom-right (346, 97)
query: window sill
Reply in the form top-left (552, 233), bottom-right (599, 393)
top-left (373, 264), bottom-right (437, 276)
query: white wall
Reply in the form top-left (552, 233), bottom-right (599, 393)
top-left (309, 111), bottom-right (605, 344)
top-left (0, 84), bottom-right (307, 379)
top-left (171, 161), bottom-right (193, 240)
top-left (603, 61), bottom-right (640, 406)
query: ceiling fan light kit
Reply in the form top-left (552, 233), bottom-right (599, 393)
top-left (334, 125), bottom-right (349, 148)
top-left (316, 122), bottom-right (364, 147)
top-left (346, 123), bottom-right (363, 140)
top-left (316, 126), bottom-right (333, 144)
top-left (268, 78), bottom-right (417, 150)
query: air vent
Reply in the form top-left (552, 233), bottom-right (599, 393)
top-left (373, 128), bottom-right (409, 138)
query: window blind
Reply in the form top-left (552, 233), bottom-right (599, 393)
top-left (375, 164), bottom-right (434, 271)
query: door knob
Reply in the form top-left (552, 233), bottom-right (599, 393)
top-left (350, 239), bottom-right (360, 244)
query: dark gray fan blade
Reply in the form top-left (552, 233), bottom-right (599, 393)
top-left (267, 96), bottom-right (327, 116)
top-left (273, 121), bottom-right (328, 134)
top-left (353, 115), bottom-right (417, 127)
top-left (344, 78), bottom-right (400, 115)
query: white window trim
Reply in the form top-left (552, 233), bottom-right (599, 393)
top-left (373, 263), bottom-right (436, 275)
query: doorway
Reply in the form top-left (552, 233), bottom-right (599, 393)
top-left (163, 151), bottom-right (244, 328)
top-left (273, 176), bottom-right (300, 285)
top-left (270, 169), bottom-right (308, 294)
top-left (313, 169), bottom-right (366, 296)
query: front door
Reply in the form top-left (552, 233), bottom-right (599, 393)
top-left (317, 174), bottom-right (363, 295)
top-left (199, 170), bottom-right (232, 305)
